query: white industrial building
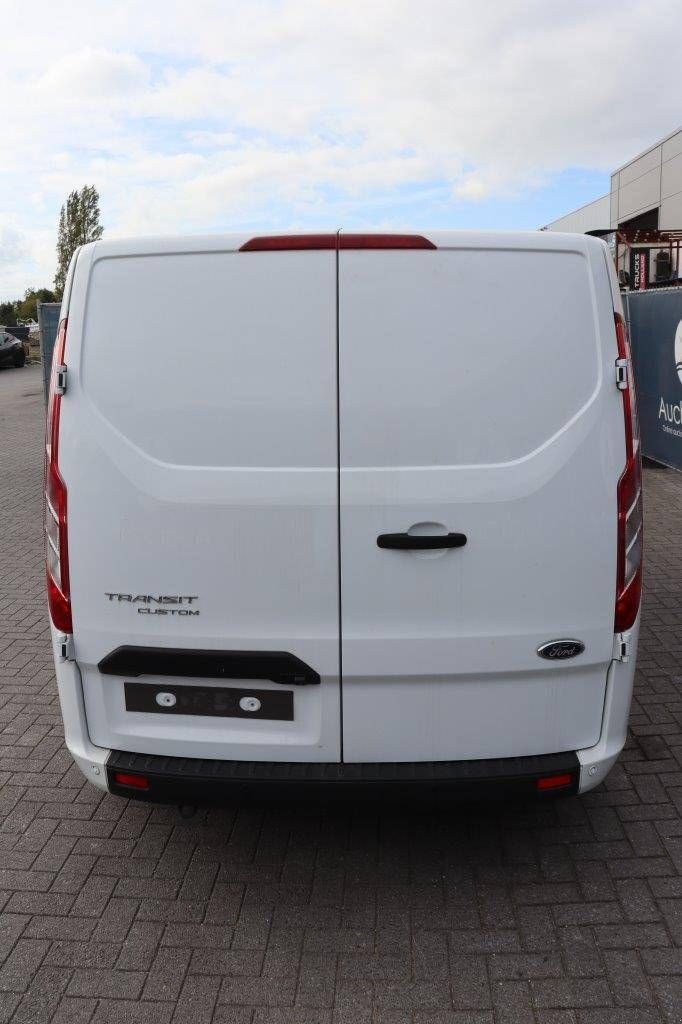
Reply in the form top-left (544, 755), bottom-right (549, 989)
top-left (543, 127), bottom-right (682, 233)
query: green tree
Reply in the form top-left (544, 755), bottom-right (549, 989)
top-left (0, 287), bottom-right (58, 325)
top-left (54, 185), bottom-right (104, 296)
top-left (18, 287), bottom-right (57, 322)
top-left (0, 299), bottom-right (15, 324)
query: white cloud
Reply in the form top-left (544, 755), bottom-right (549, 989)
top-left (37, 48), bottom-right (149, 98)
top-left (0, 227), bottom-right (28, 267)
top-left (0, 0), bottom-right (681, 297)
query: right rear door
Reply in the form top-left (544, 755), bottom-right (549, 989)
top-left (338, 237), bottom-right (619, 763)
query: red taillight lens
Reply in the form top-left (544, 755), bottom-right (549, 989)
top-left (536, 773), bottom-right (574, 791)
top-left (45, 318), bottom-right (72, 633)
top-left (614, 313), bottom-right (642, 633)
top-left (112, 772), bottom-right (150, 791)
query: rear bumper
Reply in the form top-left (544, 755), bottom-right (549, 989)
top-left (107, 749), bottom-right (580, 803)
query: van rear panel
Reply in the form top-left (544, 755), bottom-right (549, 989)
top-left (56, 231), bottom-right (630, 782)
top-left (62, 245), bottom-right (341, 761)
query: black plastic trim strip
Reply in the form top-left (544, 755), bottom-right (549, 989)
top-left (107, 749), bottom-right (580, 804)
top-left (98, 646), bottom-right (320, 686)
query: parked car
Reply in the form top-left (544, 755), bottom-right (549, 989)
top-left (46, 230), bottom-right (642, 804)
top-left (0, 329), bottom-right (26, 368)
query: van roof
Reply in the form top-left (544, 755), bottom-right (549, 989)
top-left (83, 230), bottom-right (607, 261)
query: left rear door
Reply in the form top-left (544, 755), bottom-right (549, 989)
top-left (62, 241), bottom-right (341, 762)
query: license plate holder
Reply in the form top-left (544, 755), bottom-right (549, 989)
top-left (124, 682), bottom-right (293, 721)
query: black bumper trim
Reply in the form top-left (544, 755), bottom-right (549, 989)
top-left (107, 749), bottom-right (580, 803)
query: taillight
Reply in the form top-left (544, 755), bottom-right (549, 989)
top-left (614, 312), bottom-right (642, 632)
top-left (536, 773), bottom-right (574, 792)
top-left (112, 771), bottom-right (150, 791)
top-left (45, 318), bottom-right (72, 633)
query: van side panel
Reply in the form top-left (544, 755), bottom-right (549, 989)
top-left (338, 240), bottom-right (624, 762)
top-left (62, 249), bottom-right (341, 762)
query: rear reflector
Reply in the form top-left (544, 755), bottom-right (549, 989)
top-left (240, 233), bottom-right (436, 251)
top-left (614, 312), bottom-right (643, 633)
top-left (536, 773), bottom-right (573, 791)
top-left (112, 772), bottom-right (150, 791)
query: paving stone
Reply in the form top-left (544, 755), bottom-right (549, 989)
top-left (90, 897), bottom-right (139, 942)
top-left (161, 922), bottom-right (233, 949)
top-left (593, 923), bottom-right (671, 949)
top-left (142, 947), bottom-right (191, 1002)
top-left (575, 1011), bottom-right (663, 1024)
top-left (449, 955), bottom-right (492, 1008)
top-left (640, 948), bottom-right (682, 975)
top-left (50, 997), bottom-right (98, 1024)
top-left (0, 938), bottom-right (49, 992)
top-left (43, 941), bottom-right (120, 969)
top-left (219, 976), bottom-right (297, 1007)
top-left (67, 967), bottom-right (147, 999)
top-left (211, 1008), bottom-right (254, 1024)
top-left (91, 1001), bottom-right (173, 1024)
top-left (649, 975), bottom-right (682, 1024)
top-left (9, 965), bottom-right (70, 1024)
top-left (0, 995), bottom-right (20, 1024)
top-left (0, 915), bottom-right (29, 964)
top-left (23, 914), bottom-right (97, 941)
top-left (171, 975), bottom-right (220, 1023)
top-left (492, 979), bottom-right (536, 1024)
top-left (531, 977), bottom-right (612, 1008)
top-left (602, 950), bottom-right (654, 1006)
top-left (295, 953), bottom-right (336, 1007)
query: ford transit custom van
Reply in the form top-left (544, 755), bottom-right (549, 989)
top-left (46, 230), bottom-right (642, 802)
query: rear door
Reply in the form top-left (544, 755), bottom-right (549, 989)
top-left (63, 241), bottom-right (340, 761)
top-left (338, 234), bottom-right (619, 762)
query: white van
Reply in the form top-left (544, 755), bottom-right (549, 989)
top-left (46, 230), bottom-right (642, 803)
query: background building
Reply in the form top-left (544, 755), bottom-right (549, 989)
top-left (543, 127), bottom-right (682, 233)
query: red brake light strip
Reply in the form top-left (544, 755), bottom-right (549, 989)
top-left (239, 233), bottom-right (436, 251)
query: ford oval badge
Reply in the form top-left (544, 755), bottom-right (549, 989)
top-left (537, 639), bottom-right (585, 660)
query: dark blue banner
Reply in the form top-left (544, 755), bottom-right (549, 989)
top-left (625, 289), bottom-right (682, 471)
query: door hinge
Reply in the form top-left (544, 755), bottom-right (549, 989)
top-left (613, 631), bottom-right (632, 663)
top-left (55, 364), bottom-right (68, 395)
top-left (59, 634), bottom-right (75, 661)
top-left (615, 358), bottom-right (628, 391)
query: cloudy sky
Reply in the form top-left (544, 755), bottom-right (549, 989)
top-left (1, 0), bottom-right (680, 300)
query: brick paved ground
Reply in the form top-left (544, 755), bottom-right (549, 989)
top-left (1, 363), bottom-right (681, 1024)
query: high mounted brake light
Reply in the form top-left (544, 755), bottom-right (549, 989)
top-left (338, 234), bottom-right (436, 249)
top-left (45, 318), bottom-right (72, 633)
top-left (239, 233), bottom-right (437, 251)
top-left (239, 234), bottom-right (336, 251)
top-left (614, 312), bottom-right (642, 633)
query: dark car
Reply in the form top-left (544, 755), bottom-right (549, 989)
top-left (0, 329), bottom-right (26, 368)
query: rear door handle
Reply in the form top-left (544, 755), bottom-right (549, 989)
top-left (377, 532), bottom-right (467, 550)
